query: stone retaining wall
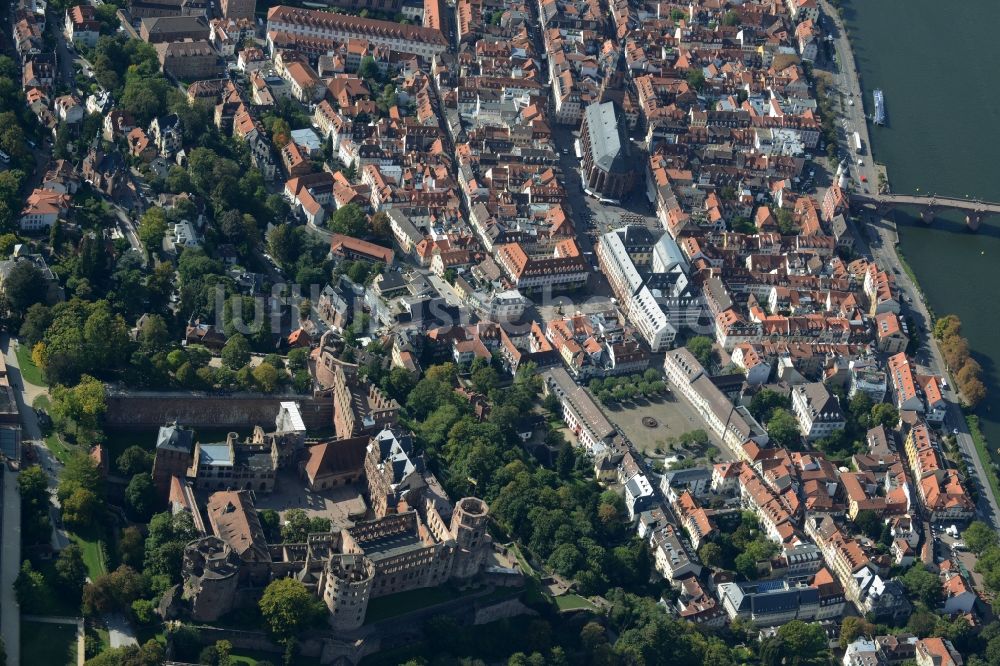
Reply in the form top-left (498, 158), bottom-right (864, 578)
top-left (105, 393), bottom-right (332, 431)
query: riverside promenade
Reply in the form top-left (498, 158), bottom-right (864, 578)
top-left (819, 0), bottom-right (1000, 527)
top-left (819, 0), bottom-right (879, 194)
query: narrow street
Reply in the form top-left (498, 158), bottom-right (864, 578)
top-left (112, 205), bottom-right (148, 266)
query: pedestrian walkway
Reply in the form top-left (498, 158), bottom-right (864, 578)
top-left (1, 467), bottom-right (20, 666)
top-left (104, 613), bottom-right (137, 649)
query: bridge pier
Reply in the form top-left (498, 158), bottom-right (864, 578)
top-left (967, 211), bottom-right (985, 232)
top-left (848, 193), bottom-right (1000, 229)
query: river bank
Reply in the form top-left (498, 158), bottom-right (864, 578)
top-left (839, 0), bottom-right (1000, 454)
top-left (830, 0), bottom-right (1000, 523)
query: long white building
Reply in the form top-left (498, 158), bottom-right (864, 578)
top-left (596, 230), bottom-right (676, 351)
top-left (266, 6), bottom-right (448, 58)
top-left (663, 348), bottom-right (769, 454)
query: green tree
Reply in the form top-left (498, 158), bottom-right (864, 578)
top-left (327, 203), bottom-right (366, 236)
top-left (870, 402), bottom-right (899, 429)
top-left (82, 565), bottom-right (145, 616)
top-left (698, 542), bottom-right (724, 569)
top-left (287, 347), bottom-right (310, 372)
top-left (357, 56), bottom-right (380, 84)
top-left (267, 224), bottom-right (300, 266)
top-left (765, 408), bottom-right (801, 448)
top-left (902, 563), bottom-right (943, 606)
top-left (19, 303), bottom-right (52, 348)
top-left (685, 335), bottom-right (714, 367)
top-left (840, 616), bottom-right (874, 649)
top-left (62, 487), bottom-right (101, 529)
top-left (14, 560), bottom-right (47, 613)
top-left (376, 83), bottom-right (398, 112)
top-left (144, 511), bottom-right (198, 585)
top-left (50, 376), bottom-right (107, 444)
top-left (686, 68), bottom-right (706, 91)
top-left (471, 366), bottom-right (499, 394)
top-left (0, 234), bottom-right (16, 257)
top-left (266, 194), bottom-right (290, 222)
top-left (252, 363), bottom-right (279, 393)
top-left (116, 445), bottom-right (154, 476)
top-left (749, 388), bottom-right (791, 421)
top-left (118, 526), bottom-right (144, 569)
top-left (19, 465), bottom-right (52, 545)
top-left (138, 207), bottom-right (168, 254)
top-left (58, 450), bottom-right (103, 500)
top-left (370, 211), bottom-right (391, 239)
top-left (853, 509), bottom-right (882, 541)
top-left (965, 520), bottom-right (998, 555)
top-left (137, 314), bottom-right (170, 352)
top-left (4, 261), bottom-right (47, 316)
top-left (82, 302), bottom-right (132, 371)
top-left (762, 621), bottom-right (829, 665)
top-left (122, 76), bottom-right (168, 125)
top-left (258, 578), bottom-right (326, 639)
top-left (55, 544), bottom-right (88, 596)
top-left (555, 440), bottom-right (575, 478)
top-left (125, 472), bottom-right (158, 521)
top-left (280, 508), bottom-right (310, 542)
top-left (131, 598), bottom-right (157, 626)
top-left (775, 208), bottom-right (798, 235)
top-left (18, 465), bottom-right (49, 505)
top-left (221, 333), bottom-right (252, 370)
top-left (259, 509), bottom-right (281, 542)
top-left (84, 640), bottom-right (164, 666)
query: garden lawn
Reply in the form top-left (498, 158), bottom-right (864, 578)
top-left (229, 649), bottom-right (321, 666)
top-left (363, 586), bottom-right (465, 624)
top-left (21, 620), bottom-right (77, 666)
top-left (15, 343), bottom-right (46, 386)
top-left (44, 434), bottom-right (72, 464)
top-left (554, 594), bottom-right (595, 611)
top-left (70, 529), bottom-right (107, 579)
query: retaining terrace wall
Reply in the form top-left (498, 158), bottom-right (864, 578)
top-left (105, 392), bottom-right (332, 431)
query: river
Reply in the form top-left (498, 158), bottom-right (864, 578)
top-left (843, 0), bottom-right (1000, 453)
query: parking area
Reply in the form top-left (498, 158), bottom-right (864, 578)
top-left (598, 390), bottom-right (729, 459)
top-left (529, 290), bottom-right (617, 326)
top-left (932, 524), bottom-right (984, 589)
top-left (254, 471), bottom-right (368, 527)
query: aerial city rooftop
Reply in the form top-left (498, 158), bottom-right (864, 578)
top-left (0, 0), bottom-right (994, 662)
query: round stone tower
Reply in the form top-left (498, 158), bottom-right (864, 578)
top-left (323, 553), bottom-right (374, 632)
top-left (449, 497), bottom-right (490, 579)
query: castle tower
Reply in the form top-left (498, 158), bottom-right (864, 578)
top-left (151, 423), bottom-right (194, 500)
top-left (323, 554), bottom-right (374, 632)
top-left (183, 536), bottom-right (241, 622)
top-left (449, 497), bottom-right (490, 579)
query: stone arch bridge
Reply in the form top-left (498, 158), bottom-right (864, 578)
top-left (850, 192), bottom-right (1000, 231)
